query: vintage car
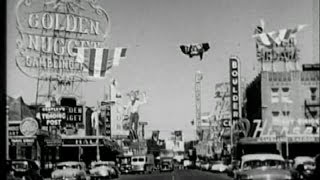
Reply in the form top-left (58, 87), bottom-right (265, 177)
top-left (116, 155), bottom-right (132, 174)
top-left (51, 161), bottom-right (87, 180)
top-left (209, 160), bottom-right (228, 173)
top-left (234, 154), bottom-right (293, 180)
top-left (10, 159), bottom-right (43, 180)
top-left (226, 160), bottom-right (241, 177)
top-left (89, 161), bottom-right (119, 179)
top-left (293, 156), bottom-right (316, 179)
top-left (159, 157), bottom-right (174, 172)
top-left (200, 161), bottom-right (211, 171)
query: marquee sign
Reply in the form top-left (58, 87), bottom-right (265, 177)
top-left (15, 0), bottom-right (110, 80)
top-left (250, 118), bottom-right (320, 143)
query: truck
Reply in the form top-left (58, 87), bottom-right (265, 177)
top-left (159, 150), bottom-right (174, 172)
top-left (131, 154), bottom-right (155, 174)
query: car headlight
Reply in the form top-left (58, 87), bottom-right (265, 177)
top-left (285, 174), bottom-right (293, 180)
top-left (240, 174), bottom-right (253, 180)
top-left (100, 171), bottom-right (108, 176)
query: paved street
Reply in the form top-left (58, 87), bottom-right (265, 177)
top-left (118, 169), bottom-right (232, 180)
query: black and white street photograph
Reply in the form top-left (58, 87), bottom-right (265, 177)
top-left (4, 0), bottom-right (320, 179)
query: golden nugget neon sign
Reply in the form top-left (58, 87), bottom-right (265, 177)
top-left (15, 0), bottom-right (110, 79)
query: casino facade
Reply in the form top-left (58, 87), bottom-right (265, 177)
top-left (240, 64), bottom-right (320, 159)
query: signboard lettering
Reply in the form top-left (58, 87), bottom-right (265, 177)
top-left (66, 106), bottom-right (83, 123)
top-left (62, 138), bottom-right (105, 146)
top-left (9, 138), bottom-right (35, 146)
top-left (40, 106), bottom-right (66, 126)
top-left (15, 0), bottom-right (110, 79)
top-left (256, 38), bottom-right (298, 62)
top-left (251, 118), bottom-right (319, 142)
top-left (230, 57), bottom-right (240, 123)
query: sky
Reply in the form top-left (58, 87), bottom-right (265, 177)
top-left (6, 0), bottom-right (316, 140)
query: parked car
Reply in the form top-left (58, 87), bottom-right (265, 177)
top-left (200, 161), bottom-right (211, 171)
top-left (51, 161), bottom-right (87, 180)
top-left (226, 160), bottom-right (240, 177)
top-left (90, 161), bottom-right (119, 179)
top-left (10, 159), bottom-right (43, 180)
top-left (182, 159), bottom-right (192, 169)
top-left (234, 154), bottom-right (294, 180)
top-left (7, 160), bottom-right (21, 180)
top-left (116, 155), bottom-right (132, 174)
top-left (209, 160), bottom-right (228, 173)
top-left (195, 160), bottom-right (202, 169)
top-left (294, 156), bottom-right (316, 179)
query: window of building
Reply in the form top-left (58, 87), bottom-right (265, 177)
top-left (282, 111), bottom-right (290, 116)
top-left (272, 111), bottom-right (280, 117)
top-left (281, 87), bottom-right (292, 103)
top-left (310, 87), bottom-right (317, 101)
top-left (271, 88), bottom-right (280, 103)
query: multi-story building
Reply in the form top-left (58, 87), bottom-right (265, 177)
top-left (242, 65), bottom-right (320, 158)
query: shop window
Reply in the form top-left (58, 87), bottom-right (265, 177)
top-left (271, 88), bottom-right (280, 103)
top-left (281, 87), bottom-right (292, 103)
top-left (272, 111), bottom-right (280, 117)
top-left (310, 87), bottom-right (317, 101)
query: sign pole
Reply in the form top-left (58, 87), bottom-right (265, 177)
top-left (96, 112), bottom-right (100, 161)
top-left (6, 105), bottom-right (9, 160)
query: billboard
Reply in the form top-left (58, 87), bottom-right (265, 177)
top-left (40, 106), bottom-right (67, 126)
top-left (253, 24), bottom-right (306, 71)
top-left (15, 0), bottom-right (110, 80)
top-left (195, 71), bottom-right (203, 138)
top-left (214, 82), bottom-right (230, 121)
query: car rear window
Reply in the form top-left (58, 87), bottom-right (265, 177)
top-left (138, 158), bottom-right (144, 162)
top-left (12, 162), bottom-right (28, 169)
top-left (132, 158), bottom-right (138, 162)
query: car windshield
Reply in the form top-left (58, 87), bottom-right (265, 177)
top-left (303, 161), bottom-right (315, 166)
top-left (93, 164), bottom-right (108, 168)
top-left (120, 158), bottom-right (131, 164)
top-left (138, 158), bottom-right (145, 162)
top-left (212, 161), bottom-right (223, 165)
top-left (132, 158), bottom-right (138, 162)
top-left (243, 160), bottom-right (285, 170)
top-left (12, 162), bottom-right (28, 169)
top-left (57, 164), bottom-right (81, 169)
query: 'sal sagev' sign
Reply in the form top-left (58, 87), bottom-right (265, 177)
top-left (256, 37), bottom-right (299, 62)
top-left (15, 0), bottom-right (110, 80)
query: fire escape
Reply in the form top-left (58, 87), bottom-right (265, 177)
top-left (304, 87), bottom-right (320, 134)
